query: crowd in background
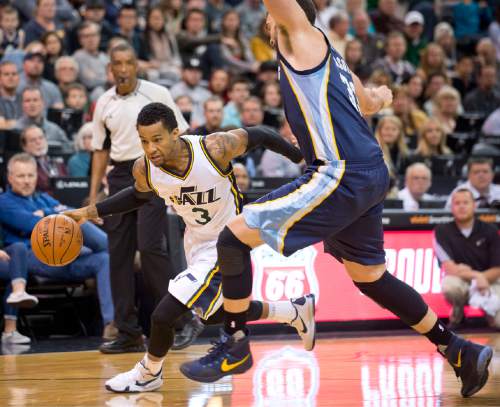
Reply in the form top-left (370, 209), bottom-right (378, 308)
top-left (1, 0), bottom-right (500, 345)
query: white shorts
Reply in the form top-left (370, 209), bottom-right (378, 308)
top-left (168, 232), bottom-right (223, 320)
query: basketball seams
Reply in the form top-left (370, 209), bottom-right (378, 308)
top-left (58, 217), bottom-right (75, 266)
top-left (51, 216), bottom-right (57, 265)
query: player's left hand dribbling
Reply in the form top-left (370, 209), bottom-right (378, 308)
top-left (63, 207), bottom-right (90, 225)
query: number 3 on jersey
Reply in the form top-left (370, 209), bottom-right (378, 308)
top-left (339, 73), bottom-right (361, 113)
top-left (192, 208), bottom-right (211, 225)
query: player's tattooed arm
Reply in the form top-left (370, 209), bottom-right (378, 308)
top-left (205, 129), bottom-right (249, 170)
top-left (132, 157), bottom-right (153, 193)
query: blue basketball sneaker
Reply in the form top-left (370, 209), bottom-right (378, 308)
top-left (440, 334), bottom-right (493, 397)
top-left (180, 329), bottom-right (253, 383)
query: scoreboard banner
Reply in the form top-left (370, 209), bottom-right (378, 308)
top-left (251, 230), bottom-right (484, 322)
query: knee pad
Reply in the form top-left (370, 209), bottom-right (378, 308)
top-left (354, 271), bottom-right (428, 326)
top-left (217, 227), bottom-right (251, 277)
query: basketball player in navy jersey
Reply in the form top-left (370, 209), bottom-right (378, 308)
top-left (181, 0), bottom-right (493, 397)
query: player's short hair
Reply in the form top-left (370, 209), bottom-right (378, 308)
top-left (467, 156), bottom-right (494, 172)
top-left (137, 102), bottom-right (178, 132)
top-left (7, 152), bottom-right (36, 173)
top-left (295, 0), bottom-right (317, 25)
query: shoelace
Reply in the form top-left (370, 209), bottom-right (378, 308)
top-left (199, 338), bottom-right (229, 365)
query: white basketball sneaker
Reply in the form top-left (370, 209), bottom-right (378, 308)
top-left (105, 360), bottom-right (163, 393)
top-left (289, 294), bottom-right (316, 351)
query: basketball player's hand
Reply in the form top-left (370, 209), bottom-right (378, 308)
top-left (63, 206), bottom-right (98, 225)
top-left (0, 250), bottom-right (10, 262)
top-left (375, 86), bottom-right (393, 109)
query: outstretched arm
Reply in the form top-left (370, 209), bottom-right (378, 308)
top-left (205, 126), bottom-right (303, 172)
top-left (64, 158), bottom-right (156, 223)
top-left (352, 73), bottom-right (393, 116)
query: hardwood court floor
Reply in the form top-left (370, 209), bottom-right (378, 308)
top-left (0, 333), bottom-right (499, 406)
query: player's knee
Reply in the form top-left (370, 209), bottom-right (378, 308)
top-left (217, 226), bottom-right (251, 277)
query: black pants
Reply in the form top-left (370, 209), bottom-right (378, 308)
top-left (105, 161), bottom-right (176, 339)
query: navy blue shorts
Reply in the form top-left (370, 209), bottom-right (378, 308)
top-left (243, 159), bottom-right (389, 265)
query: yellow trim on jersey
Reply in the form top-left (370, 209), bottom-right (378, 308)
top-left (277, 163), bottom-right (345, 254)
top-left (144, 157), bottom-right (160, 196)
top-left (199, 138), bottom-right (232, 177)
top-left (186, 265), bottom-right (219, 308)
top-left (203, 281), bottom-right (222, 319)
top-left (158, 138), bottom-right (194, 180)
top-left (280, 61), bottom-right (320, 160)
top-left (324, 56), bottom-right (341, 159)
top-left (228, 172), bottom-right (242, 214)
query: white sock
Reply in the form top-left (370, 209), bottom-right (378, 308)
top-left (143, 354), bottom-right (163, 375)
top-left (267, 301), bottom-right (297, 324)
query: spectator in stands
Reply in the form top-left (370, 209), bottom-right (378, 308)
top-left (452, 54), bottom-right (477, 99)
top-left (66, 0), bottom-right (113, 54)
top-left (369, 0), bottom-right (404, 35)
top-left (431, 85), bottom-right (461, 135)
top-left (404, 11), bottom-right (427, 68)
top-left (175, 94), bottom-right (194, 128)
top-left (222, 77), bottom-right (250, 127)
top-left (1, 241), bottom-right (38, 346)
top-left (0, 6), bottom-right (25, 57)
top-left (482, 107), bottom-right (500, 136)
top-left (54, 56), bottom-right (79, 96)
top-left (171, 57), bottom-right (212, 128)
top-left (398, 163), bottom-right (434, 211)
top-left (261, 81), bottom-right (283, 129)
top-left (352, 10), bottom-right (384, 67)
top-left (375, 115), bottom-right (409, 176)
top-left (490, 5), bottom-right (500, 61)
top-left (0, 61), bottom-right (22, 129)
top-left (423, 72), bottom-right (449, 115)
top-left (19, 52), bottom-right (63, 111)
top-left (114, 6), bottom-right (146, 62)
top-left (464, 65), bottom-right (500, 116)
top-left (73, 22), bottom-right (109, 92)
top-left (392, 85), bottom-right (428, 139)
top-left (208, 68), bottom-right (230, 102)
top-left (435, 188), bottom-right (500, 330)
top-left (419, 43), bottom-right (448, 78)
top-left (253, 60), bottom-right (279, 97)
top-left (250, 18), bottom-right (275, 63)
top-left (447, 157), bottom-right (500, 209)
top-left (21, 125), bottom-right (68, 194)
top-left (143, 6), bottom-right (182, 85)
top-left (236, 0), bottom-right (266, 38)
top-left (23, 0), bottom-right (62, 46)
top-left (233, 162), bottom-right (250, 194)
top-left (374, 31), bottom-right (415, 85)
top-left (344, 39), bottom-right (372, 83)
top-left (312, 0), bottom-right (338, 33)
top-left (368, 69), bottom-right (393, 89)
top-left (41, 31), bottom-right (64, 84)
top-left (68, 122), bottom-right (92, 177)
top-left (206, 0), bottom-right (232, 33)
top-left (16, 87), bottom-right (71, 153)
top-left (176, 8), bottom-right (220, 63)
top-left (259, 118), bottom-right (303, 178)
top-left (452, 0), bottom-right (492, 41)
top-left (412, 118), bottom-right (452, 164)
top-left (328, 11), bottom-right (352, 59)
top-left (192, 96), bottom-right (224, 135)
top-left (475, 38), bottom-right (499, 74)
top-left (64, 82), bottom-right (88, 113)
top-left (406, 74), bottom-right (425, 108)
top-left (0, 153), bottom-right (115, 339)
top-left (218, 10), bottom-right (258, 76)
top-left (434, 22), bottom-right (457, 70)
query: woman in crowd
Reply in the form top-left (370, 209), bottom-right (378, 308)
top-left (144, 6), bottom-right (182, 85)
top-left (431, 85), bottom-right (462, 135)
top-left (392, 85), bottom-right (428, 141)
top-left (68, 122), bottom-right (93, 177)
top-left (344, 38), bottom-right (372, 82)
top-left (413, 118), bottom-right (453, 159)
top-left (250, 18), bottom-right (275, 63)
top-left (418, 43), bottom-right (448, 79)
top-left (375, 115), bottom-right (409, 177)
top-left (41, 31), bottom-right (64, 83)
top-left (261, 81), bottom-right (282, 129)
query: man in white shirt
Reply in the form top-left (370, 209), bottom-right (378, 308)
top-left (91, 43), bottom-right (194, 354)
top-left (446, 157), bottom-right (500, 209)
top-left (398, 162), bottom-right (434, 211)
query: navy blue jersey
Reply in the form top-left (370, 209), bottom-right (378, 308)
top-left (278, 37), bottom-right (383, 166)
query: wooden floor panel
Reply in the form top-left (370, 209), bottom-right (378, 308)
top-left (1, 333), bottom-right (499, 406)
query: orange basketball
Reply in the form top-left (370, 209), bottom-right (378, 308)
top-left (31, 214), bottom-right (83, 267)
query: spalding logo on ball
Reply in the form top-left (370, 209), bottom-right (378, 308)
top-left (31, 214), bottom-right (83, 266)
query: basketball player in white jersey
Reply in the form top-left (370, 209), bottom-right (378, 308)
top-left (65, 102), bottom-right (314, 392)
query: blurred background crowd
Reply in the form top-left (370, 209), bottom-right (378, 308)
top-left (1, 0), bottom-right (500, 349)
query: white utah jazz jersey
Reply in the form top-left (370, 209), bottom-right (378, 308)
top-left (145, 135), bottom-right (243, 241)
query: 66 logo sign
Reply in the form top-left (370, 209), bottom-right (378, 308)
top-left (251, 245), bottom-right (319, 302)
